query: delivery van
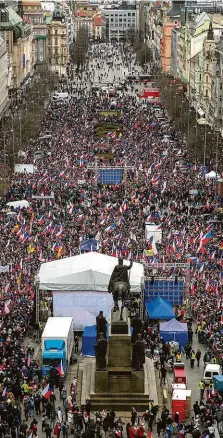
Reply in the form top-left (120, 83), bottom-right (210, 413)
top-left (204, 364), bottom-right (222, 382)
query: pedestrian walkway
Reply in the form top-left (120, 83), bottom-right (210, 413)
top-left (183, 324), bottom-right (206, 410)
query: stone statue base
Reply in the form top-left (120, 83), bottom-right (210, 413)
top-left (111, 308), bottom-right (129, 334)
top-left (90, 309), bottom-right (149, 409)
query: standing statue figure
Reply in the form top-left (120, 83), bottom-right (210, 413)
top-left (95, 333), bottom-right (108, 370)
top-left (131, 312), bottom-right (143, 344)
top-left (108, 257), bottom-right (133, 320)
top-left (132, 334), bottom-right (145, 371)
top-left (96, 311), bottom-right (107, 340)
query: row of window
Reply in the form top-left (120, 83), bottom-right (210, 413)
top-left (48, 29), bottom-right (66, 35)
top-left (110, 23), bottom-right (135, 30)
top-left (107, 12), bottom-right (135, 17)
top-left (110, 17), bottom-right (135, 22)
top-left (48, 57), bottom-right (67, 63)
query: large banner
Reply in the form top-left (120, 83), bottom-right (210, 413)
top-left (53, 291), bottom-right (113, 331)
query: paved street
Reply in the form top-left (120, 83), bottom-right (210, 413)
top-left (183, 325), bottom-right (206, 410)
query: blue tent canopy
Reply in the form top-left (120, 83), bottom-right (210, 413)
top-left (160, 318), bottom-right (188, 347)
top-left (82, 325), bottom-right (97, 356)
top-left (80, 238), bottom-right (98, 252)
top-left (82, 324), bottom-right (108, 356)
top-left (145, 297), bottom-right (175, 320)
top-left (214, 375), bottom-right (223, 391)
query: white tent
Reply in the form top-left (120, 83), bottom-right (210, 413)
top-left (14, 164), bottom-right (36, 174)
top-left (205, 171), bottom-right (220, 180)
top-left (145, 222), bottom-right (162, 244)
top-left (7, 200), bottom-right (30, 209)
top-left (38, 253), bottom-right (144, 330)
top-left (38, 252), bottom-right (144, 292)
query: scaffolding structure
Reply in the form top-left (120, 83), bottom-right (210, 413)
top-left (87, 165), bottom-right (134, 184)
top-left (144, 262), bottom-right (190, 306)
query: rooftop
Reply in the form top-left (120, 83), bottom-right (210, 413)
top-left (21, 0), bottom-right (41, 4)
top-left (75, 10), bottom-right (92, 16)
top-left (94, 14), bottom-right (102, 25)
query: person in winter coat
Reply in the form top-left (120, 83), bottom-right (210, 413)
top-left (44, 425), bottom-right (52, 438)
top-left (156, 419), bottom-right (162, 437)
top-left (61, 387), bottom-right (67, 406)
top-left (196, 349), bottom-right (201, 367)
top-left (67, 411), bottom-right (73, 430)
top-left (131, 408), bottom-right (138, 426)
top-left (57, 408), bottom-right (63, 424)
top-left (53, 422), bottom-right (61, 438)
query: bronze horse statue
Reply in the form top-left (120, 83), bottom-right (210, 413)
top-left (108, 258), bottom-right (133, 321)
top-left (112, 281), bottom-right (129, 320)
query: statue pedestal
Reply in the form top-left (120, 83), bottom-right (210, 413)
top-left (111, 308), bottom-right (129, 335)
top-left (95, 370), bottom-right (108, 392)
top-left (108, 308), bottom-right (131, 367)
top-left (92, 309), bottom-right (149, 409)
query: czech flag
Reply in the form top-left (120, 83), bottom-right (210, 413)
top-left (57, 359), bottom-right (64, 377)
top-left (27, 352), bottom-right (31, 367)
top-left (201, 230), bottom-right (214, 245)
top-left (2, 387), bottom-right (8, 397)
top-left (42, 384), bottom-right (52, 399)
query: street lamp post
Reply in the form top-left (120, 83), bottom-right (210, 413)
top-left (187, 109), bottom-right (192, 143)
top-left (3, 130), bottom-right (13, 196)
top-left (11, 129), bottom-right (15, 164)
top-left (215, 128), bottom-right (220, 197)
top-left (19, 116), bottom-right (22, 149)
top-left (204, 123), bottom-right (207, 167)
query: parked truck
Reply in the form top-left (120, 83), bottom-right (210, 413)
top-left (41, 316), bottom-right (74, 376)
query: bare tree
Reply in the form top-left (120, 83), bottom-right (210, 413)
top-left (157, 74), bottom-right (223, 165)
top-left (126, 26), bottom-right (137, 46)
top-left (70, 25), bottom-right (90, 73)
top-left (0, 67), bottom-right (58, 170)
top-left (136, 43), bottom-right (153, 68)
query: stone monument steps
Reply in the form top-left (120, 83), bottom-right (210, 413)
top-left (90, 392), bottom-right (149, 399)
top-left (89, 393), bottom-right (150, 411)
top-left (86, 309), bottom-right (152, 412)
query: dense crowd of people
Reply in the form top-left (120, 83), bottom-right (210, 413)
top-left (0, 41), bottom-right (223, 438)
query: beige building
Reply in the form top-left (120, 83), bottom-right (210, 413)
top-left (46, 7), bottom-right (68, 74)
top-left (74, 11), bottom-right (94, 39)
top-left (93, 13), bottom-right (102, 40)
top-left (0, 3), bottom-right (34, 102)
top-left (18, 0), bottom-right (48, 66)
top-left (0, 35), bottom-right (8, 119)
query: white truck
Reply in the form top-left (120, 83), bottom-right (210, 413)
top-left (41, 316), bottom-right (74, 376)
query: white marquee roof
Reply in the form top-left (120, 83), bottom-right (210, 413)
top-left (38, 252), bottom-right (144, 292)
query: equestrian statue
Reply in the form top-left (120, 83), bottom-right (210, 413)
top-left (108, 257), bottom-right (133, 320)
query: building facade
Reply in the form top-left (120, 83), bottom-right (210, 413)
top-left (102, 2), bottom-right (136, 42)
top-left (214, 37), bottom-right (223, 134)
top-left (0, 3), bottom-right (34, 102)
top-left (74, 12), bottom-right (94, 39)
top-left (18, 0), bottom-right (48, 65)
top-left (47, 7), bottom-right (68, 74)
top-left (93, 13), bottom-right (102, 40)
top-left (0, 34), bottom-right (8, 119)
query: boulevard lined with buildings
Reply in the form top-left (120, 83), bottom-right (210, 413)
top-left (1, 0), bottom-right (223, 135)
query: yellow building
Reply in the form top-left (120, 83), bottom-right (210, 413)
top-left (46, 7), bottom-right (68, 74)
top-left (0, 2), bottom-right (34, 101)
top-left (18, 0), bottom-right (48, 65)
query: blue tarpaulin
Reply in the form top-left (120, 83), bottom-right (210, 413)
top-left (82, 325), bottom-right (97, 356)
top-left (145, 297), bottom-right (175, 320)
top-left (80, 238), bottom-right (98, 252)
top-left (100, 169), bottom-right (123, 184)
top-left (160, 318), bottom-right (188, 347)
top-left (144, 279), bottom-right (184, 305)
top-left (214, 375), bottom-right (223, 391)
top-left (82, 324), bottom-right (108, 356)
